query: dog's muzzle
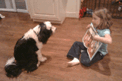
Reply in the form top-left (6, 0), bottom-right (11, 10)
top-left (52, 26), bottom-right (57, 33)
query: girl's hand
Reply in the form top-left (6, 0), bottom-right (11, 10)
top-left (86, 24), bottom-right (91, 29)
top-left (92, 35), bottom-right (100, 40)
top-left (91, 34), bottom-right (99, 40)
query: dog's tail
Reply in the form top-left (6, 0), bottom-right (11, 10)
top-left (4, 57), bottom-right (22, 78)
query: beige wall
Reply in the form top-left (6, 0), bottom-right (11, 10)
top-left (66, 0), bottom-right (81, 18)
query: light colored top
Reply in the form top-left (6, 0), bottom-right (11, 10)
top-left (91, 23), bottom-right (110, 55)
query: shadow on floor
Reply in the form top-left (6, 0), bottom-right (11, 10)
top-left (82, 54), bottom-right (111, 76)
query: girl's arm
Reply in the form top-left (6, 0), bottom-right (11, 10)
top-left (93, 34), bottom-right (112, 44)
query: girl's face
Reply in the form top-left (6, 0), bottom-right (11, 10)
top-left (92, 13), bottom-right (101, 27)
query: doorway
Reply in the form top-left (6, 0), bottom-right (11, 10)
top-left (0, 0), bottom-right (28, 13)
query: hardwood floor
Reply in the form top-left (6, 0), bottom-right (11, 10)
top-left (0, 12), bottom-right (122, 81)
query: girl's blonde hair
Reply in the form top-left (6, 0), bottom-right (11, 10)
top-left (93, 8), bottom-right (113, 31)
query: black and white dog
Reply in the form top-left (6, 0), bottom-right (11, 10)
top-left (4, 21), bottom-right (56, 78)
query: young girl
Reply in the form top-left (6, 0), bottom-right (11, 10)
top-left (67, 8), bottom-right (113, 67)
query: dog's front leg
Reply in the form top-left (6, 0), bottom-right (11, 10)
top-left (36, 50), bottom-right (47, 62)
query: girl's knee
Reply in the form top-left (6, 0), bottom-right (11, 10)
top-left (73, 41), bottom-right (81, 46)
top-left (74, 41), bottom-right (78, 45)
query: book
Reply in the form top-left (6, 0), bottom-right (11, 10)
top-left (82, 23), bottom-right (102, 60)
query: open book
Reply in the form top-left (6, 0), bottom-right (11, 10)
top-left (82, 23), bottom-right (102, 60)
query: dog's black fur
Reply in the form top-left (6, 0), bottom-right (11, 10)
top-left (4, 22), bottom-right (53, 78)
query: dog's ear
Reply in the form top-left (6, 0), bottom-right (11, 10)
top-left (38, 27), bottom-right (52, 44)
top-left (39, 23), bottom-right (46, 28)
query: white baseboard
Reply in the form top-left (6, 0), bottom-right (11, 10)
top-left (66, 12), bottom-right (79, 18)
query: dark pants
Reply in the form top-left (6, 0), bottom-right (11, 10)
top-left (67, 41), bottom-right (104, 67)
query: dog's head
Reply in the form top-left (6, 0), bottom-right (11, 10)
top-left (33, 21), bottom-right (56, 44)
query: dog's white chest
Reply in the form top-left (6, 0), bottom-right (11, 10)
top-left (36, 42), bottom-right (43, 49)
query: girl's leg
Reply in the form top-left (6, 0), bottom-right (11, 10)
top-left (67, 41), bottom-right (86, 59)
top-left (80, 51), bottom-right (104, 67)
top-left (67, 41), bottom-right (86, 66)
top-left (89, 52), bottom-right (104, 66)
top-left (80, 51), bottom-right (91, 66)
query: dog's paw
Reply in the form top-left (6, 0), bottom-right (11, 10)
top-left (40, 57), bottom-right (47, 62)
top-left (37, 61), bottom-right (41, 67)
